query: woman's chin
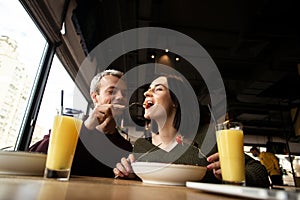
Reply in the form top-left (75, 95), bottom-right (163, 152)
top-left (144, 113), bottom-right (151, 119)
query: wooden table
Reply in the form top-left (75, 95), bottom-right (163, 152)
top-left (0, 175), bottom-right (246, 200)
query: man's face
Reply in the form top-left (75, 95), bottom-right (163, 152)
top-left (92, 75), bottom-right (127, 108)
top-left (251, 149), bottom-right (259, 157)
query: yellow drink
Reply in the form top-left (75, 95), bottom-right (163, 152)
top-left (216, 123), bottom-right (245, 184)
top-left (45, 115), bottom-right (82, 179)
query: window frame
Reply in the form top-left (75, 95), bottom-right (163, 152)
top-left (15, 43), bottom-right (56, 151)
top-left (14, 0), bottom-right (90, 151)
top-left (13, 0), bottom-right (58, 151)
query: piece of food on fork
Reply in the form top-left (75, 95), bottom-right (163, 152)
top-left (112, 104), bottom-right (126, 110)
top-left (112, 102), bottom-right (143, 110)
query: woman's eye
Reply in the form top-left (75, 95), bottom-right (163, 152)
top-left (154, 87), bottom-right (163, 92)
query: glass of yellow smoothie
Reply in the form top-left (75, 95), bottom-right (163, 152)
top-left (216, 121), bottom-right (245, 185)
top-left (44, 115), bottom-right (82, 181)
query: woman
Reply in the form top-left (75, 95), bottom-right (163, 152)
top-left (113, 75), bottom-right (270, 188)
top-left (113, 75), bottom-right (212, 179)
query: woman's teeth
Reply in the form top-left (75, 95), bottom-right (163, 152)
top-left (144, 100), bottom-right (153, 109)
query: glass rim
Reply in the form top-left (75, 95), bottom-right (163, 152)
top-left (215, 121), bottom-right (243, 131)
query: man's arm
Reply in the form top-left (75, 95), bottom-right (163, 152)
top-left (81, 122), bottom-right (132, 152)
top-left (269, 153), bottom-right (280, 169)
top-left (106, 129), bottom-right (133, 152)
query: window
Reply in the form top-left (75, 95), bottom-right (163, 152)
top-left (0, 0), bottom-right (47, 150)
top-left (31, 55), bottom-right (88, 146)
top-left (0, 1), bottom-right (88, 150)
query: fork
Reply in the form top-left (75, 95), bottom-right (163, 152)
top-left (112, 102), bottom-right (143, 110)
top-left (114, 143), bottom-right (162, 179)
top-left (197, 148), bottom-right (208, 159)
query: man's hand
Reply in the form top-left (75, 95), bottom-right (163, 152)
top-left (84, 103), bottom-right (116, 134)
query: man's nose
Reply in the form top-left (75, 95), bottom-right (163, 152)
top-left (115, 90), bottom-right (126, 100)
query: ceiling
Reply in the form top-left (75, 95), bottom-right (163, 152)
top-left (72, 0), bottom-right (300, 139)
top-left (24, 0), bottom-right (300, 140)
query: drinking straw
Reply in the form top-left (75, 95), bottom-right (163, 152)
top-left (61, 90), bottom-right (64, 115)
top-left (207, 104), bottom-right (217, 124)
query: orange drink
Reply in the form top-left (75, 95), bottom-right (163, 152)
top-left (216, 122), bottom-right (245, 185)
top-left (44, 115), bottom-right (82, 180)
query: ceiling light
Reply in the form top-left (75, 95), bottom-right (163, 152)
top-left (165, 49), bottom-right (169, 53)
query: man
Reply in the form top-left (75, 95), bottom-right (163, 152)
top-left (71, 69), bottom-right (133, 177)
top-left (250, 146), bottom-right (283, 186)
top-left (30, 69), bottom-right (133, 177)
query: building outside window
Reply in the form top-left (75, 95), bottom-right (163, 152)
top-left (0, 0), bottom-right (87, 150)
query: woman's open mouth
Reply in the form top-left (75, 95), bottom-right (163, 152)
top-left (143, 100), bottom-right (154, 109)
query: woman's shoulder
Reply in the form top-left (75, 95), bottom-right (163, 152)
top-left (133, 138), bottom-right (155, 153)
top-left (170, 143), bottom-right (207, 166)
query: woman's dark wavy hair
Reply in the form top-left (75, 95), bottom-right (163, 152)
top-left (161, 74), bottom-right (198, 136)
top-left (165, 75), bottom-right (182, 131)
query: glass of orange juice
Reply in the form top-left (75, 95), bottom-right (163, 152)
top-left (44, 115), bottom-right (82, 181)
top-left (216, 121), bottom-right (245, 185)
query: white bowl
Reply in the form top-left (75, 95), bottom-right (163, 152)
top-left (0, 151), bottom-right (47, 176)
top-left (132, 162), bottom-right (207, 185)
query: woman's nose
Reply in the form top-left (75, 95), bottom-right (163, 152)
top-left (144, 88), bottom-right (153, 97)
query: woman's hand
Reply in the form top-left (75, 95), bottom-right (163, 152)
top-left (113, 154), bottom-right (137, 179)
top-left (207, 152), bottom-right (222, 180)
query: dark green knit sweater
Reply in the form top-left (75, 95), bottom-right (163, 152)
top-left (133, 138), bottom-right (270, 188)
